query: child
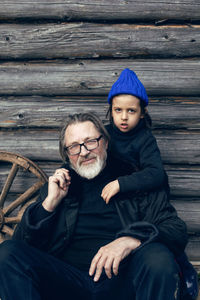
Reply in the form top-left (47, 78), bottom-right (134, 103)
top-left (102, 68), bottom-right (168, 203)
top-left (101, 68), bottom-right (198, 300)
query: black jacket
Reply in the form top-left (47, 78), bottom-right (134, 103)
top-left (13, 159), bottom-right (187, 259)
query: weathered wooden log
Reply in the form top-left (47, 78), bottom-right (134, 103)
top-left (168, 169), bottom-right (200, 196)
top-left (0, 96), bottom-right (200, 130)
top-left (1, 160), bottom-right (200, 197)
top-left (0, 129), bottom-right (199, 165)
top-left (1, 163), bottom-right (200, 231)
top-left (0, 0), bottom-right (199, 21)
top-left (186, 236), bottom-right (200, 261)
top-left (0, 59), bottom-right (200, 96)
top-left (155, 131), bottom-right (200, 165)
top-left (0, 23), bottom-right (200, 60)
top-left (172, 200), bottom-right (200, 233)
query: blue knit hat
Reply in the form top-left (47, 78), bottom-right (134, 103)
top-left (107, 68), bottom-right (148, 106)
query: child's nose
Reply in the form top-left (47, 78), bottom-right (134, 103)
top-left (121, 111), bottom-right (128, 120)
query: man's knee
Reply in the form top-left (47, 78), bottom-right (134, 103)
top-left (131, 242), bottom-right (179, 280)
top-left (124, 243), bottom-right (180, 299)
top-left (143, 245), bottom-right (177, 277)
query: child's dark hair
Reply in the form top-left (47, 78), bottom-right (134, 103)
top-left (106, 98), bottom-right (152, 128)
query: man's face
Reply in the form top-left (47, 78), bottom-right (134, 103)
top-left (64, 121), bottom-right (108, 179)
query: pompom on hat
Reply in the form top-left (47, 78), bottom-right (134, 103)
top-left (107, 68), bottom-right (148, 106)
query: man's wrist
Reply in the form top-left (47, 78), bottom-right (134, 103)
top-left (42, 197), bottom-right (57, 212)
top-left (123, 236), bottom-right (141, 250)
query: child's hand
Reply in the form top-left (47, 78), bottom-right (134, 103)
top-left (101, 180), bottom-right (120, 204)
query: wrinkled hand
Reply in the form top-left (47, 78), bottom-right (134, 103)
top-left (89, 236), bottom-right (141, 282)
top-left (101, 180), bottom-right (120, 204)
top-left (42, 168), bottom-right (71, 212)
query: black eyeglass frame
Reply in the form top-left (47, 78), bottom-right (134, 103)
top-left (64, 135), bottom-right (103, 156)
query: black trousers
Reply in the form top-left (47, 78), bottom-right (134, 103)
top-left (0, 240), bottom-right (180, 300)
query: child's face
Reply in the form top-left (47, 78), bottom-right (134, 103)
top-left (111, 94), bottom-right (143, 132)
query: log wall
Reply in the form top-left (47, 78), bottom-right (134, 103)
top-left (0, 0), bottom-right (199, 265)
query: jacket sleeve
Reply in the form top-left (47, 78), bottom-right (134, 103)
top-left (114, 188), bottom-right (188, 256)
top-left (118, 131), bottom-right (168, 193)
top-left (12, 183), bottom-right (58, 250)
top-left (114, 195), bottom-right (159, 250)
top-left (116, 220), bottom-right (159, 250)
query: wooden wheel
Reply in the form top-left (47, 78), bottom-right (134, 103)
top-left (0, 151), bottom-right (48, 243)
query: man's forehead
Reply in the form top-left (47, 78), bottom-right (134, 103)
top-left (65, 121), bottom-right (100, 144)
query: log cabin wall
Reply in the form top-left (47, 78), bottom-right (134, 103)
top-left (0, 1), bottom-right (200, 267)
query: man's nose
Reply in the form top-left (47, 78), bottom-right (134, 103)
top-left (79, 144), bottom-right (90, 156)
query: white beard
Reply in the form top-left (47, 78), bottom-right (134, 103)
top-left (70, 153), bottom-right (106, 180)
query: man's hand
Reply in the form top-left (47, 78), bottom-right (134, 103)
top-left (89, 236), bottom-right (141, 282)
top-left (42, 168), bottom-right (71, 212)
top-left (101, 180), bottom-right (120, 204)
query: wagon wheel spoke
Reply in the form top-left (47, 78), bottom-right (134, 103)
top-left (0, 151), bottom-right (48, 243)
top-left (4, 216), bottom-right (21, 224)
top-left (0, 163), bottom-right (19, 208)
top-left (3, 180), bottom-right (44, 216)
top-left (0, 233), bottom-right (4, 243)
top-left (1, 225), bottom-right (14, 237)
top-left (4, 196), bottom-right (38, 225)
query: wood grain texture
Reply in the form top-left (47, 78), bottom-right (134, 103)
top-left (1, 96), bottom-right (200, 130)
top-left (0, 23), bottom-right (199, 60)
top-left (1, 158), bottom-right (200, 197)
top-left (172, 200), bottom-right (200, 233)
top-left (0, 59), bottom-right (200, 96)
top-left (186, 236), bottom-right (200, 261)
top-left (0, 129), bottom-right (200, 165)
top-left (0, 0), bottom-right (199, 21)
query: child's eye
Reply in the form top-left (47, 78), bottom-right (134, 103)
top-left (128, 109), bottom-right (135, 113)
top-left (115, 108), bottom-right (121, 112)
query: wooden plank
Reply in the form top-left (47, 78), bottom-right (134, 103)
top-left (1, 162), bottom-right (200, 232)
top-left (0, 130), bottom-right (60, 161)
top-left (0, 96), bottom-right (108, 128)
top-left (1, 159), bottom-right (200, 197)
top-left (0, 23), bottom-right (200, 60)
top-left (186, 236), bottom-right (200, 261)
top-left (171, 200), bottom-right (200, 234)
top-left (0, 129), bottom-right (200, 165)
top-left (1, 162), bottom-right (200, 203)
top-left (168, 169), bottom-right (200, 197)
top-left (0, 59), bottom-right (200, 96)
top-left (1, 96), bottom-right (200, 130)
top-left (0, 0), bottom-right (199, 21)
top-left (155, 131), bottom-right (200, 165)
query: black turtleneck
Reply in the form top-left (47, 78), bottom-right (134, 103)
top-left (105, 119), bottom-right (169, 193)
top-left (61, 164), bottom-right (122, 271)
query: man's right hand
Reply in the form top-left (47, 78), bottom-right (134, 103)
top-left (42, 168), bottom-right (71, 212)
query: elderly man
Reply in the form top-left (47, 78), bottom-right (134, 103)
top-left (0, 112), bottom-right (187, 300)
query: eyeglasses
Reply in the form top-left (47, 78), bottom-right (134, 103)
top-left (64, 135), bottom-right (103, 156)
